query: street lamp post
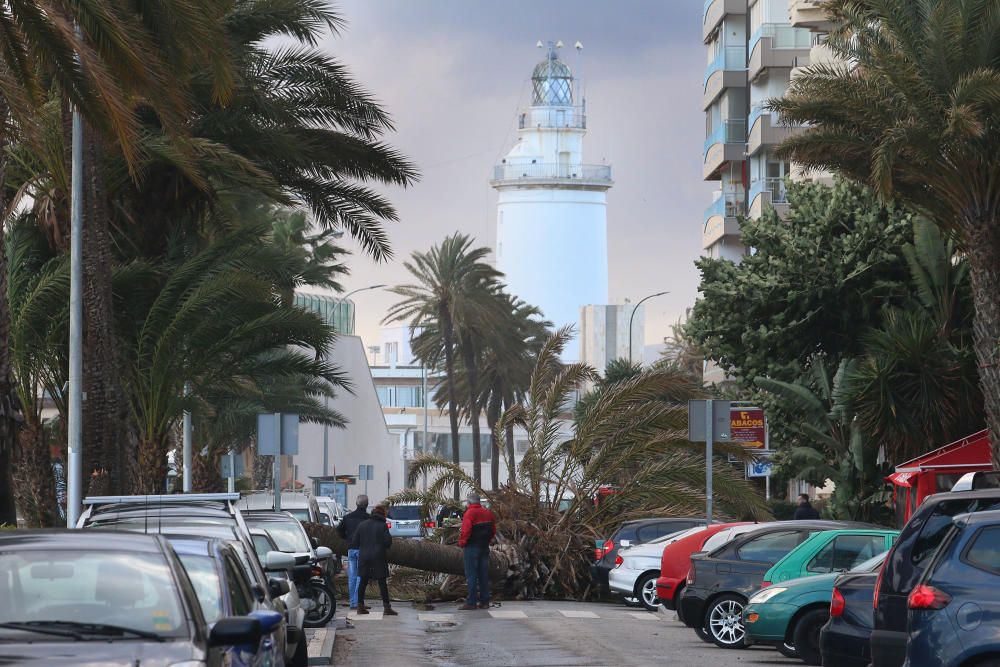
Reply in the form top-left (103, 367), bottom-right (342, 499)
top-left (337, 284), bottom-right (386, 335)
top-left (628, 291), bottom-right (669, 364)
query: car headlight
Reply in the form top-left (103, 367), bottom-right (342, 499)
top-left (748, 587), bottom-right (788, 604)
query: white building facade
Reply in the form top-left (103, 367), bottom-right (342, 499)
top-left (578, 304), bottom-right (645, 375)
top-left (492, 42), bottom-right (612, 357)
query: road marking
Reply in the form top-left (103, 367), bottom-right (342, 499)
top-left (627, 612), bottom-right (659, 621)
top-left (348, 611), bottom-right (383, 620)
top-left (559, 610), bottom-right (600, 618)
top-left (419, 613), bottom-right (455, 622)
top-left (489, 610), bottom-right (528, 619)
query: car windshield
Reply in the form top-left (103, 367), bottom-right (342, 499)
top-left (251, 534), bottom-right (275, 561)
top-left (176, 554), bottom-right (223, 622)
top-left (285, 509), bottom-right (310, 522)
top-left (851, 552), bottom-right (888, 573)
top-left (0, 550), bottom-right (187, 638)
top-left (248, 520), bottom-right (311, 553)
top-left (388, 506), bottom-right (422, 521)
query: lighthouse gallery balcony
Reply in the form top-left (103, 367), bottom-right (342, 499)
top-left (491, 162), bottom-right (612, 186)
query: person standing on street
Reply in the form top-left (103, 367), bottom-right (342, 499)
top-left (351, 505), bottom-right (396, 615)
top-left (337, 494), bottom-right (369, 610)
top-left (793, 493), bottom-right (821, 520)
top-left (458, 492), bottom-right (496, 610)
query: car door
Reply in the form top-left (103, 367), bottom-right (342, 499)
top-left (726, 530), bottom-right (809, 596)
top-left (223, 554), bottom-right (276, 667)
top-left (804, 534), bottom-right (889, 580)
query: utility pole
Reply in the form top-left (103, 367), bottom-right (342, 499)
top-left (705, 399), bottom-right (714, 524)
top-left (66, 29), bottom-right (84, 527)
top-left (422, 363), bottom-right (429, 492)
top-left (273, 413), bottom-right (282, 512)
top-left (627, 291), bottom-right (669, 364)
top-left (182, 382), bottom-right (192, 492)
top-left (322, 395), bottom-right (329, 476)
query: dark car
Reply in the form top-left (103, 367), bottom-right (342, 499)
top-left (871, 488), bottom-right (1000, 667)
top-left (591, 518), bottom-right (705, 595)
top-left (820, 556), bottom-right (882, 667)
top-left (0, 530), bottom-right (282, 666)
top-left (679, 520), bottom-right (859, 649)
top-left (902, 509), bottom-right (1000, 666)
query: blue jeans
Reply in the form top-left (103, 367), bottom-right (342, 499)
top-left (464, 546), bottom-right (490, 606)
top-left (347, 549), bottom-right (360, 608)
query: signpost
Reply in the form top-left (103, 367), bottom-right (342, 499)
top-left (359, 464), bottom-right (375, 496)
top-left (257, 413), bottom-right (300, 511)
top-left (688, 400), bottom-right (731, 524)
top-left (730, 408), bottom-right (766, 448)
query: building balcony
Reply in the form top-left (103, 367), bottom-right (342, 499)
top-left (749, 177), bottom-right (790, 219)
top-left (703, 191), bottom-right (745, 249)
top-left (703, 119), bottom-right (746, 180)
top-left (748, 106), bottom-right (803, 156)
top-left (491, 162), bottom-right (612, 188)
top-left (748, 23), bottom-right (811, 80)
top-left (703, 0), bottom-right (748, 42)
top-left (518, 106), bottom-right (586, 130)
top-left (703, 45), bottom-right (747, 109)
top-left (789, 0), bottom-right (834, 31)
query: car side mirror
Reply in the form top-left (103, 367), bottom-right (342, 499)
top-left (619, 539), bottom-right (631, 548)
top-left (311, 537), bottom-right (320, 548)
top-left (268, 578), bottom-right (290, 597)
top-left (264, 551), bottom-right (295, 571)
top-left (209, 617), bottom-right (264, 647)
top-left (315, 546), bottom-right (333, 560)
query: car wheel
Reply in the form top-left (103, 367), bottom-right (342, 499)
top-left (634, 573), bottom-right (661, 612)
top-left (777, 641), bottom-right (799, 659)
top-left (704, 594), bottom-right (747, 649)
top-left (622, 596), bottom-right (641, 608)
top-left (693, 624), bottom-right (712, 643)
top-left (791, 609), bottom-right (827, 666)
top-left (290, 633), bottom-right (309, 667)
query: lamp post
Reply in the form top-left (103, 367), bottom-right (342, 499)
top-left (337, 284), bottom-right (386, 335)
top-left (628, 291), bottom-right (669, 364)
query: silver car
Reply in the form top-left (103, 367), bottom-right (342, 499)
top-left (238, 491), bottom-right (322, 524)
top-left (387, 504), bottom-right (427, 539)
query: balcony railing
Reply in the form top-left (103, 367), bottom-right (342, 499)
top-left (492, 162), bottom-right (612, 183)
top-left (518, 108), bottom-right (586, 130)
top-left (704, 118), bottom-right (747, 153)
top-left (750, 177), bottom-right (788, 205)
top-left (705, 190), bottom-right (746, 220)
top-left (750, 23), bottom-right (812, 53)
top-left (704, 45), bottom-right (747, 86)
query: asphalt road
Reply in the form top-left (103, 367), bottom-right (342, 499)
top-left (332, 600), bottom-right (800, 667)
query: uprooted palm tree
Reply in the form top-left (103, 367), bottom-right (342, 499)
top-left (311, 328), bottom-right (769, 600)
top-left (770, 0), bottom-right (1000, 463)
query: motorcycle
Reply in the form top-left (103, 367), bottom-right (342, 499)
top-left (293, 560), bottom-right (336, 628)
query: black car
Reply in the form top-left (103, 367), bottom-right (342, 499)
top-left (820, 556), bottom-right (882, 667)
top-left (0, 530), bottom-right (281, 666)
top-left (679, 520), bottom-right (857, 649)
top-left (591, 517), bottom-right (705, 595)
top-left (871, 488), bottom-right (1000, 667)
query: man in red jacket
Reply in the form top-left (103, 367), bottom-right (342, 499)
top-left (458, 491), bottom-right (496, 610)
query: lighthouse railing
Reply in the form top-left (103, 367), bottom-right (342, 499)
top-left (491, 162), bottom-right (612, 183)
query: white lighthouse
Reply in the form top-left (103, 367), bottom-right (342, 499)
top-left (491, 41), bottom-right (612, 359)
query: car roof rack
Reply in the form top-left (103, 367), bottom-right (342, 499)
top-left (83, 493), bottom-right (240, 507)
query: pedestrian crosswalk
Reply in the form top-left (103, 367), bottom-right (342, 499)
top-left (343, 607), bottom-right (665, 623)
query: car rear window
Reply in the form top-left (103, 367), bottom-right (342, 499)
top-left (614, 525), bottom-right (640, 543)
top-left (963, 525), bottom-right (1000, 575)
top-left (912, 500), bottom-right (980, 568)
top-left (388, 506), bottom-right (422, 521)
top-left (808, 535), bottom-right (886, 573)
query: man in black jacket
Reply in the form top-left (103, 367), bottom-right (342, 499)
top-left (793, 493), bottom-right (821, 520)
top-left (337, 495), bottom-right (369, 610)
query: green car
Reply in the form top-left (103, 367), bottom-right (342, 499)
top-left (763, 528), bottom-right (897, 586)
top-left (744, 553), bottom-right (887, 665)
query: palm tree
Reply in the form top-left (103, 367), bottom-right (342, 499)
top-left (770, 0), bottom-right (1000, 463)
top-left (385, 234), bottom-right (502, 499)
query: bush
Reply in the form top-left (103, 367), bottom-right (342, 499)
top-left (767, 499), bottom-right (796, 521)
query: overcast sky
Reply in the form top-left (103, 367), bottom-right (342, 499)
top-left (322, 0), bottom-right (712, 351)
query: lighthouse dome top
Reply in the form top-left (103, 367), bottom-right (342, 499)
top-left (531, 43), bottom-right (574, 106)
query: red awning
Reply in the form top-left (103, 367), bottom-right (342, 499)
top-left (887, 471), bottom-right (916, 487)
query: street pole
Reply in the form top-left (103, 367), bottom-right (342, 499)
top-left (273, 413), bottom-right (282, 511)
top-left (322, 395), bottom-right (329, 476)
top-left (227, 449), bottom-right (235, 493)
top-left (705, 398), bottom-right (714, 524)
top-left (422, 364), bottom-right (429, 492)
top-left (764, 416), bottom-right (771, 501)
top-left (627, 291), bottom-right (669, 364)
top-left (182, 382), bottom-right (192, 492)
top-left (66, 53), bottom-right (84, 528)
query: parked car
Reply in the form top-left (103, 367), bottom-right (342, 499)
top-left (763, 528), bottom-right (897, 586)
top-left (679, 520), bottom-right (860, 649)
top-left (656, 522), bottom-right (752, 620)
top-left (167, 535), bottom-right (292, 666)
top-left (820, 555), bottom-right (884, 667)
top-left (315, 496), bottom-right (345, 526)
top-left (387, 503), bottom-right (427, 539)
top-left (608, 526), bottom-right (705, 610)
top-left (744, 552), bottom-right (887, 664)
top-left (591, 517), bottom-right (705, 595)
top-left (0, 530), bottom-right (283, 666)
top-left (245, 510), bottom-right (336, 588)
top-left (238, 491), bottom-right (322, 524)
top-left (902, 509), bottom-right (1000, 667)
top-left (871, 487), bottom-right (1000, 667)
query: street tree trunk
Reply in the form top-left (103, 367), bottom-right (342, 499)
top-left (461, 336), bottom-right (482, 488)
top-left (0, 118), bottom-right (22, 527)
top-left (504, 398), bottom-right (516, 484)
top-left (11, 420), bottom-right (57, 527)
top-left (967, 220), bottom-right (1000, 467)
top-left (193, 450), bottom-right (223, 493)
top-left (135, 437), bottom-right (170, 494)
top-left (440, 307), bottom-right (461, 500)
top-left (487, 390), bottom-right (502, 490)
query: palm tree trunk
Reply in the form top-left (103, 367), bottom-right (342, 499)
top-left (82, 130), bottom-right (124, 494)
top-left (504, 398), bottom-right (516, 483)
top-left (0, 115), bottom-right (21, 526)
top-left (441, 309), bottom-right (461, 500)
top-left (487, 391), bottom-right (502, 490)
top-left (967, 222), bottom-right (1000, 466)
top-left (12, 419), bottom-right (57, 527)
top-left (193, 450), bottom-right (223, 493)
top-left (461, 338), bottom-right (482, 488)
top-left (135, 437), bottom-right (170, 494)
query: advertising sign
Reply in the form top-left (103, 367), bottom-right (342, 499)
top-left (731, 408), bottom-right (766, 448)
top-left (746, 452), bottom-right (774, 478)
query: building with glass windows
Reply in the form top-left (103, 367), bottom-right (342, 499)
top-left (293, 292), bottom-right (354, 334)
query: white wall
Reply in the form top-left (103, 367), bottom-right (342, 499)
top-left (289, 334), bottom-right (404, 507)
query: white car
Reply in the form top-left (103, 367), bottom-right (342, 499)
top-left (608, 526), bottom-right (708, 611)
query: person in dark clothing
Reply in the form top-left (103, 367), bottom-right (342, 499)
top-left (793, 493), bottom-right (821, 520)
top-left (350, 504), bottom-right (396, 615)
top-left (458, 492), bottom-right (496, 610)
top-left (337, 494), bottom-right (369, 610)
